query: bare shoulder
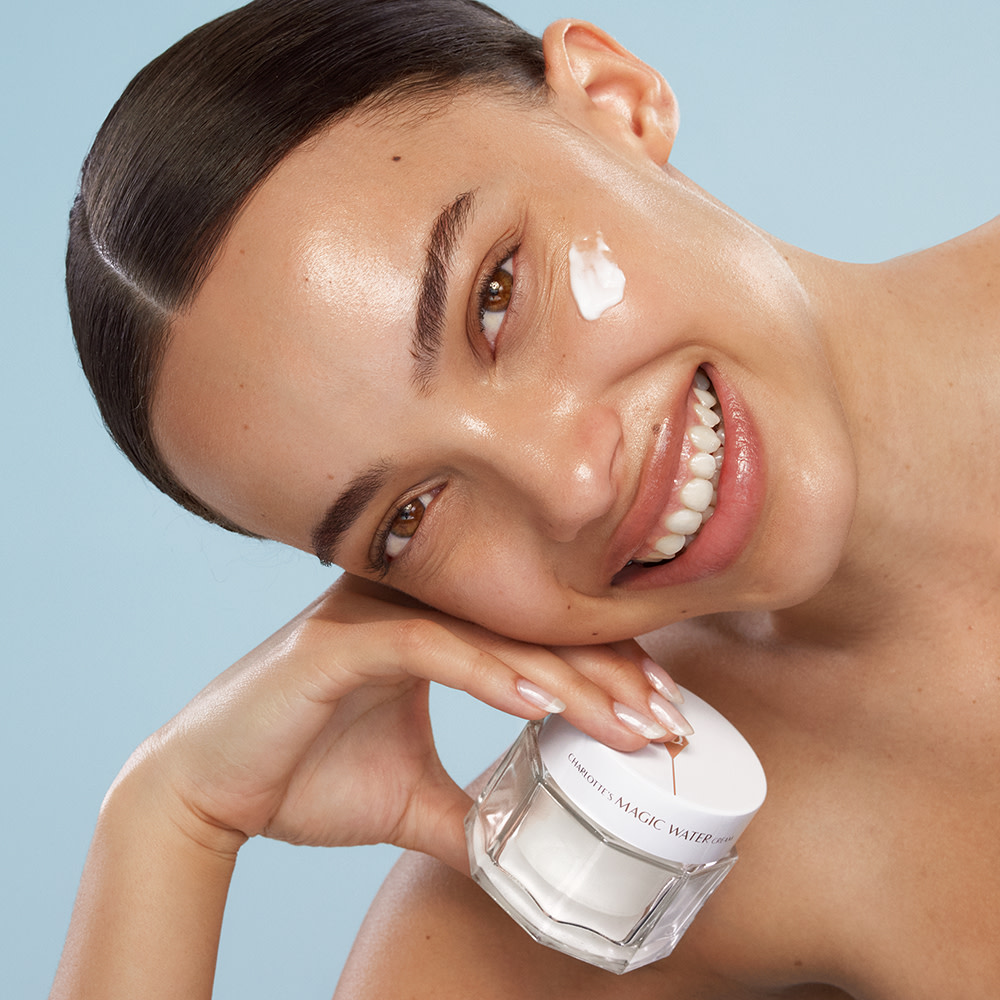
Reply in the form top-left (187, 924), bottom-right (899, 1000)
top-left (331, 846), bottom-right (854, 1000)
top-left (910, 213), bottom-right (1000, 293)
top-left (333, 849), bottom-right (663, 1000)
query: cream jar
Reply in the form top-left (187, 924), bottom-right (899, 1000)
top-left (465, 689), bottom-right (766, 974)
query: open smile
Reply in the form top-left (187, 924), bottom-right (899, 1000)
top-left (629, 368), bottom-right (724, 566)
top-left (607, 364), bottom-right (760, 590)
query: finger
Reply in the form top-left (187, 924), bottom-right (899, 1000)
top-left (548, 643), bottom-right (694, 746)
top-left (304, 606), bottom-right (689, 752)
top-left (300, 618), bottom-right (654, 753)
top-left (296, 616), bottom-right (577, 726)
top-left (445, 629), bottom-right (683, 751)
top-left (312, 582), bottom-right (679, 748)
top-left (608, 639), bottom-right (686, 704)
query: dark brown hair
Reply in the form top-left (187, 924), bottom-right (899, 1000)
top-left (67, 0), bottom-right (544, 535)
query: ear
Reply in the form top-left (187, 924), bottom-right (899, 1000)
top-left (542, 20), bottom-right (678, 165)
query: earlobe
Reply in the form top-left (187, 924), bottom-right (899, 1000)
top-left (542, 19), bottom-right (678, 165)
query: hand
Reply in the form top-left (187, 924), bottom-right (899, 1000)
top-left (121, 575), bottom-right (689, 871)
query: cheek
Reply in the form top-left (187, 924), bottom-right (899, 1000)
top-left (415, 532), bottom-right (643, 646)
top-left (568, 234), bottom-right (627, 321)
top-left (414, 528), bottom-right (573, 643)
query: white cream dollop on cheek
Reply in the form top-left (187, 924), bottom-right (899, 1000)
top-left (568, 234), bottom-right (626, 320)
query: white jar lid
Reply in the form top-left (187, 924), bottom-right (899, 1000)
top-left (538, 688), bottom-right (766, 865)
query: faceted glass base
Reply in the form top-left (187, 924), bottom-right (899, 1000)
top-left (465, 720), bottom-right (737, 974)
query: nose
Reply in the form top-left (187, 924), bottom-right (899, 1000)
top-left (466, 398), bottom-right (622, 544)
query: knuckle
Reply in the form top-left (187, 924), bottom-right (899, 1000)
top-left (563, 646), bottom-right (638, 680)
top-left (388, 617), bottom-right (445, 658)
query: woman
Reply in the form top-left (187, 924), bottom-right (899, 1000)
top-left (53, 0), bottom-right (1000, 997)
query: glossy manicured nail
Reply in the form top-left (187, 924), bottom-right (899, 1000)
top-left (516, 679), bottom-right (566, 714)
top-left (613, 701), bottom-right (668, 740)
top-left (648, 691), bottom-right (695, 737)
top-left (641, 659), bottom-right (685, 704)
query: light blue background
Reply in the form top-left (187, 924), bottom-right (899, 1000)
top-left (3, 1), bottom-right (997, 995)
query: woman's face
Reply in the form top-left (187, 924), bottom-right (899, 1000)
top-left (153, 85), bottom-right (856, 644)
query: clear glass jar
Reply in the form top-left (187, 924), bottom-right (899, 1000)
top-left (466, 692), bottom-right (765, 974)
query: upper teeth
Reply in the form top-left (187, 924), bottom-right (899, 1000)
top-left (634, 368), bottom-right (724, 565)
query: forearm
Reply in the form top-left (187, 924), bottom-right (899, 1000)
top-left (50, 758), bottom-right (243, 1000)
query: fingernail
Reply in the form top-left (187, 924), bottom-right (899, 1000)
top-left (641, 658), bottom-right (684, 704)
top-left (613, 701), bottom-right (668, 740)
top-left (648, 691), bottom-right (695, 737)
top-left (516, 679), bottom-right (566, 714)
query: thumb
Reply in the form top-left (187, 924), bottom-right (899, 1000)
top-left (399, 768), bottom-right (475, 873)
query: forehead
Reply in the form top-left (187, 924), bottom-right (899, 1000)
top-left (152, 90), bottom-right (556, 544)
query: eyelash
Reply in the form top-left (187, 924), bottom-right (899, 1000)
top-left (475, 242), bottom-right (519, 353)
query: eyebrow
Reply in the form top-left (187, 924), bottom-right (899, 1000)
top-left (411, 189), bottom-right (477, 393)
top-left (311, 190), bottom-right (476, 566)
top-left (312, 463), bottom-right (390, 567)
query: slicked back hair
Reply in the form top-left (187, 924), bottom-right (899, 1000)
top-left (67, 0), bottom-right (545, 535)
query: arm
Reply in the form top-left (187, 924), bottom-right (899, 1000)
top-left (49, 761), bottom-right (239, 1000)
top-left (50, 576), bottom-right (681, 999)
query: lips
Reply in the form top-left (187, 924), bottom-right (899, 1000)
top-left (630, 368), bottom-right (724, 565)
top-left (606, 365), bottom-right (761, 588)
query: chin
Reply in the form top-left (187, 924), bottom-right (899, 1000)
top-left (727, 465), bottom-right (858, 618)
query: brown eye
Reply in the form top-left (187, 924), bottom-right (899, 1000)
top-left (383, 489), bottom-right (437, 561)
top-left (390, 499), bottom-right (424, 538)
top-left (483, 266), bottom-right (512, 313)
top-left (479, 256), bottom-right (514, 349)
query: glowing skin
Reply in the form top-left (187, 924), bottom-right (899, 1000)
top-left (568, 234), bottom-right (626, 320)
top-left (152, 86), bottom-right (857, 647)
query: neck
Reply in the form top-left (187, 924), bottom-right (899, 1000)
top-left (758, 218), bottom-right (1000, 646)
